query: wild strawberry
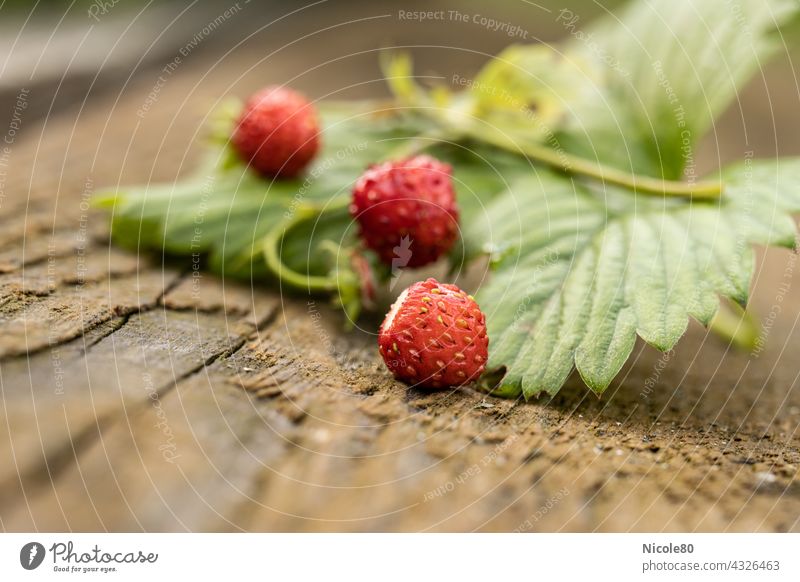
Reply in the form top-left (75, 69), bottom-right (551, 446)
top-left (232, 85), bottom-right (320, 178)
top-left (350, 155), bottom-right (459, 268)
top-left (378, 278), bottom-right (488, 388)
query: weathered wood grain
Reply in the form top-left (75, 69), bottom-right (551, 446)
top-left (0, 298), bottom-right (277, 523)
top-left (0, 268), bottom-right (181, 358)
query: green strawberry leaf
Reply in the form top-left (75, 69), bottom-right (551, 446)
top-left (467, 159), bottom-right (800, 398)
top-left (555, 0), bottom-right (800, 179)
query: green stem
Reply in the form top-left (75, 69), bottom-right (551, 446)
top-left (262, 198), bottom-right (369, 322)
top-left (262, 202), bottom-right (347, 293)
top-left (473, 128), bottom-right (722, 200)
top-left (383, 111), bottom-right (719, 201)
top-left (708, 301), bottom-right (760, 351)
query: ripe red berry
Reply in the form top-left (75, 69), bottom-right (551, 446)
top-left (378, 278), bottom-right (488, 389)
top-left (350, 155), bottom-right (459, 268)
top-left (232, 85), bottom-right (320, 178)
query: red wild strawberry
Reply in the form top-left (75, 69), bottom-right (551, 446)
top-left (350, 155), bottom-right (459, 268)
top-left (378, 278), bottom-right (488, 388)
top-left (232, 85), bottom-right (320, 178)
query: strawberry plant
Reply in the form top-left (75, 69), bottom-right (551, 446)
top-left (97, 0), bottom-right (800, 397)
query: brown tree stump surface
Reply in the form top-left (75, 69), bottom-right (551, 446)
top-left (1, 36), bottom-right (799, 533)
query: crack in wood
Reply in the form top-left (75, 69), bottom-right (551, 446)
top-left (0, 299), bottom-right (282, 513)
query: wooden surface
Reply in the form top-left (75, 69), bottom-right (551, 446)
top-left (1, 24), bottom-right (800, 532)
